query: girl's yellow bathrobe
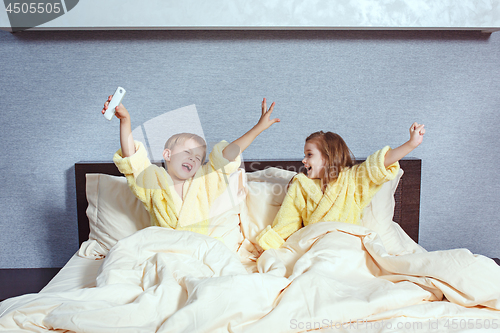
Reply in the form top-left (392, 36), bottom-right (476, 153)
top-left (257, 146), bottom-right (400, 250)
top-left (113, 140), bottom-right (241, 235)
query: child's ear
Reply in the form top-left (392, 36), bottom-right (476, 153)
top-left (163, 149), bottom-right (171, 161)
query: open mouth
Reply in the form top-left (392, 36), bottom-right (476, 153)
top-left (182, 163), bottom-right (193, 172)
top-left (306, 166), bottom-right (312, 174)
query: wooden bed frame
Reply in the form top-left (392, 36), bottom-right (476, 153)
top-left (75, 158), bottom-right (421, 245)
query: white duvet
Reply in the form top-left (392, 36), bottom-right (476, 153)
top-left (1, 222), bottom-right (499, 333)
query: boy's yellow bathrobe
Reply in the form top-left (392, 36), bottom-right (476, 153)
top-left (257, 146), bottom-right (400, 250)
top-left (113, 140), bottom-right (241, 235)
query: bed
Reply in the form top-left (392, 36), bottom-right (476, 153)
top-left (1, 158), bottom-right (500, 333)
top-left (75, 158), bottom-right (422, 246)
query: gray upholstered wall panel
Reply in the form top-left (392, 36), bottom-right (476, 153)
top-left (0, 30), bottom-right (498, 268)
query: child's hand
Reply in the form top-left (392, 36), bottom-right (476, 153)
top-left (256, 98), bottom-right (280, 130)
top-left (101, 95), bottom-right (130, 121)
top-left (409, 122), bottom-right (425, 147)
top-left (223, 98), bottom-right (280, 161)
top-left (384, 122), bottom-right (425, 167)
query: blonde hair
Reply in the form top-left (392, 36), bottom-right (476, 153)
top-left (305, 131), bottom-right (355, 191)
top-left (164, 133), bottom-right (207, 162)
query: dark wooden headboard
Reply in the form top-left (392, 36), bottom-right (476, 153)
top-left (75, 158), bottom-right (421, 246)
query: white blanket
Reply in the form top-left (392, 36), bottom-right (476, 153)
top-left (1, 223), bottom-right (500, 333)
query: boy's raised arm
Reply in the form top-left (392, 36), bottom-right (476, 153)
top-left (222, 98), bottom-right (280, 161)
top-left (102, 95), bottom-right (136, 157)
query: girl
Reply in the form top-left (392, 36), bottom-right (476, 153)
top-left (256, 123), bottom-right (425, 250)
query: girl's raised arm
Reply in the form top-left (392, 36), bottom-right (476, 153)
top-left (384, 122), bottom-right (425, 167)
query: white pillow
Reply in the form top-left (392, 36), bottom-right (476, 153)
top-left (239, 167), bottom-right (296, 245)
top-left (361, 168), bottom-right (426, 255)
top-left (78, 174), bottom-right (151, 259)
top-left (78, 170), bottom-right (245, 259)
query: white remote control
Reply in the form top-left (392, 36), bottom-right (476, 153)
top-left (103, 87), bottom-right (126, 120)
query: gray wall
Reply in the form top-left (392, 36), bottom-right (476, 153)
top-left (0, 30), bottom-right (499, 269)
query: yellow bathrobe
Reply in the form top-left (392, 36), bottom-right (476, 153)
top-left (113, 140), bottom-right (241, 235)
top-left (257, 146), bottom-right (400, 250)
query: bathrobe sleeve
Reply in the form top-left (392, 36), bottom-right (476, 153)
top-left (113, 141), bottom-right (175, 221)
top-left (352, 146), bottom-right (400, 210)
top-left (197, 140), bottom-right (243, 203)
top-left (207, 140), bottom-right (242, 175)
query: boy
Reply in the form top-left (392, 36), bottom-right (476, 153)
top-left (102, 96), bottom-right (279, 235)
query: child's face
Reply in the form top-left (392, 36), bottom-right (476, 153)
top-left (302, 141), bottom-right (326, 179)
top-left (164, 139), bottom-right (206, 182)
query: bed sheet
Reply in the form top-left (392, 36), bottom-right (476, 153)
top-left (1, 224), bottom-right (499, 333)
top-left (0, 253), bottom-right (103, 322)
top-left (40, 253), bottom-right (103, 294)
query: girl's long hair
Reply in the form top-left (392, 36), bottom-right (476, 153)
top-left (305, 131), bottom-right (355, 191)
